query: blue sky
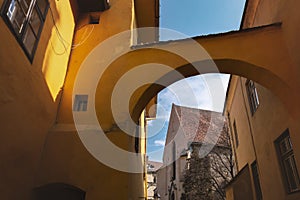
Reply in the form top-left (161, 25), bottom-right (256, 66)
top-left (146, 0), bottom-right (246, 162)
top-left (160, 0), bottom-right (246, 40)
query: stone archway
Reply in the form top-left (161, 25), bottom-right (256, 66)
top-left (131, 58), bottom-right (293, 123)
top-left (33, 183), bottom-right (86, 200)
top-left (79, 23), bottom-right (299, 130)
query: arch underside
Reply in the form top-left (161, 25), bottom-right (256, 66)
top-left (92, 23), bottom-right (299, 129)
top-left (132, 59), bottom-right (293, 122)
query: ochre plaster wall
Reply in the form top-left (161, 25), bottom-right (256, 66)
top-left (1, 0), bottom-right (300, 199)
top-left (38, 0), bottom-right (147, 199)
top-left (0, 0), bottom-right (74, 199)
top-left (226, 76), bottom-right (256, 171)
top-left (225, 76), bottom-right (300, 200)
top-left (235, 0), bottom-right (300, 199)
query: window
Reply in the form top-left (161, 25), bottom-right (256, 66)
top-left (275, 129), bottom-right (300, 193)
top-left (233, 120), bottom-right (239, 147)
top-left (1, 0), bottom-right (49, 61)
top-left (172, 142), bottom-right (176, 179)
top-left (251, 161), bottom-right (263, 200)
top-left (73, 95), bottom-right (88, 112)
top-left (246, 80), bottom-right (260, 115)
top-left (135, 124), bottom-right (139, 153)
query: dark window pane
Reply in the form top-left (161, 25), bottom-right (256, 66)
top-left (23, 26), bottom-right (37, 55)
top-left (290, 156), bottom-right (300, 187)
top-left (6, 1), bottom-right (26, 34)
top-left (280, 137), bottom-right (292, 155)
top-left (37, 0), bottom-right (48, 15)
top-left (233, 121), bottom-right (239, 147)
top-left (30, 7), bottom-right (41, 35)
top-left (77, 101), bottom-right (87, 111)
top-left (246, 80), bottom-right (260, 115)
top-left (284, 157), bottom-right (298, 191)
top-left (251, 161), bottom-right (263, 200)
top-left (18, 0), bottom-right (31, 14)
top-left (275, 130), bottom-right (300, 193)
top-left (2, 0), bottom-right (48, 60)
top-left (73, 95), bottom-right (88, 111)
top-left (6, 0), bottom-right (16, 18)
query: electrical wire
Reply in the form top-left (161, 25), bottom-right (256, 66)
top-left (48, 4), bottom-right (95, 52)
top-left (50, 40), bottom-right (67, 55)
top-left (71, 25), bottom-right (94, 49)
top-left (48, 5), bottom-right (69, 54)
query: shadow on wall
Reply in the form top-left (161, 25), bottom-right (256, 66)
top-left (33, 183), bottom-right (85, 200)
top-left (133, 58), bottom-right (293, 123)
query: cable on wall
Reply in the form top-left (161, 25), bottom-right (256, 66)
top-left (48, 6), bottom-right (69, 54)
top-left (48, 3), bottom-right (95, 52)
top-left (71, 25), bottom-right (94, 49)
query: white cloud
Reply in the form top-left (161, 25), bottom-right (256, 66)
top-left (154, 140), bottom-right (166, 146)
top-left (147, 73), bottom-right (230, 161)
top-left (155, 73), bottom-right (229, 120)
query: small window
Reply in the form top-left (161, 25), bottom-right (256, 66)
top-left (275, 129), bottom-right (300, 193)
top-left (73, 95), bottom-right (88, 112)
top-left (233, 120), bottom-right (239, 147)
top-left (1, 0), bottom-right (49, 61)
top-left (89, 14), bottom-right (100, 24)
top-left (172, 142), bottom-right (176, 179)
top-left (251, 161), bottom-right (263, 200)
top-left (135, 124), bottom-right (139, 153)
top-left (246, 80), bottom-right (260, 115)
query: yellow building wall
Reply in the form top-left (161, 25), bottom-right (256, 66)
top-left (57, 0), bottom-right (134, 125)
top-left (225, 76), bottom-right (300, 200)
top-left (36, 0), bottom-right (148, 199)
top-left (247, 80), bottom-right (300, 200)
top-left (226, 76), bottom-right (256, 171)
top-left (228, 0), bottom-right (300, 199)
top-left (243, 0), bottom-right (300, 87)
top-left (1, 0), bottom-right (300, 199)
top-left (226, 165), bottom-right (254, 200)
top-left (0, 0), bottom-right (74, 199)
top-left (36, 127), bottom-right (131, 199)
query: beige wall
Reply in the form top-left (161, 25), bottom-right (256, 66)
top-left (157, 166), bottom-right (167, 200)
top-left (243, 0), bottom-right (300, 98)
top-left (226, 76), bottom-right (256, 171)
top-left (225, 165), bottom-right (254, 200)
top-left (225, 0), bottom-right (300, 199)
top-left (225, 76), bottom-right (300, 200)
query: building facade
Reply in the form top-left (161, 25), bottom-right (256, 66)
top-left (147, 159), bottom-right (163, 200)
top-left (158, 105), bottom-right (232, 200)
top-left (1, 0), bottom-right (300, 199)
top-left (0, 0), bottom-right (158, 199)
top-left (224, 76), bottom-right (300, 200)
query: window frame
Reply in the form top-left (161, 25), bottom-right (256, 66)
top-left (134, 124), bottom-right (140, 153)
top-left (275, 129), bottom-right (300, 194)
top-left (251, 161), bottom-right (263, 200)
top-left (73, 94), bottom-right (88, 112)
top-left (0, 0), bottom-right (49, 62)
top-left (245, 80), bottom-right (260, 115)
top-left (233, 120), bottom-right (239, 148)
top-left (172, 142), bottom-right (176, 180)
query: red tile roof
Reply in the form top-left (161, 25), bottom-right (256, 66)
top-left (165, 104), bottom-right (230, 148)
